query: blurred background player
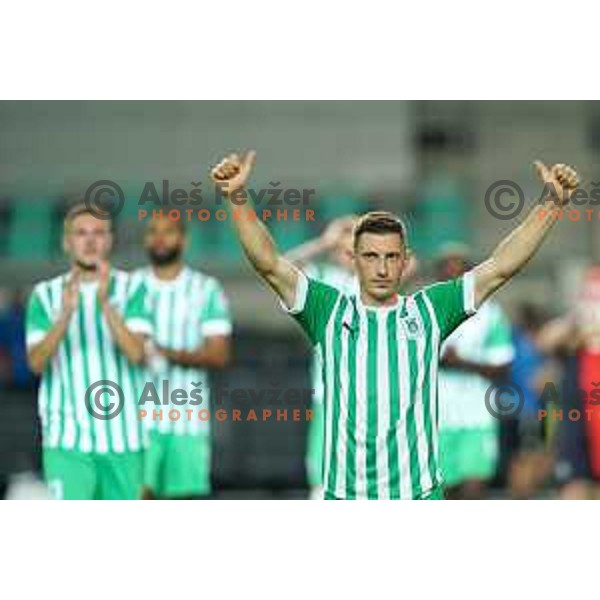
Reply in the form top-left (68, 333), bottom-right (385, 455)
top-left (138, 216), bottom-right (232, 499)
top-left (285, 216), bottom-right (358, 498)
top-left (536, 265), bottom-right (600, 499)
top-left (25, 203), bottom-right (152, 500)
top-left (436, 244), bottom-right (514, 499)
top-left (505, 303), bottom-right (554, 498)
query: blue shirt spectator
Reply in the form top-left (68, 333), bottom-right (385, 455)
top-left (0, 290), bottom-right (37, 389)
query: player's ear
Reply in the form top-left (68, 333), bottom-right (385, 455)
top-left (62, 231), bottom-right (70, 255)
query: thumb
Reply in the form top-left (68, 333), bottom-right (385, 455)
top-left (533, 160), bottom-right (550, 183)
top-left (241, 150), bottom-right (256, 175)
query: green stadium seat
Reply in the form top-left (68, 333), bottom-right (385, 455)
top-left (8, 199), bottom-right (54, 260)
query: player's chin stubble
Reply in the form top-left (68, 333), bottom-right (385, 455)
top-left (74, 259), bottom-right (99, 272)
top-left (148, 246), bottom-right (183, 266)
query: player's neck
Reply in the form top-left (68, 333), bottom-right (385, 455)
top-left (359, 291), bottom-right (399, 309)
top-left (152, 261), bottom-right (185, 281)
top-left (72, 263), bottom-right (99, 282)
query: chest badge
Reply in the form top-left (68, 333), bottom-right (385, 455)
top-left (401, 315), bottom-right (423, 339)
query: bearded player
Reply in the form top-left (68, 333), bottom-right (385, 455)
top-left (211, 151), bottom-right (578, 499)
top-left (136, 216), bottom-right (232, 499)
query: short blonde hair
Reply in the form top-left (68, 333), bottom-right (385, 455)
top-left (63, 202), bottom-right (112, 232)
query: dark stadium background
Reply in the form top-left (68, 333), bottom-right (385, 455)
top-left (1, 100), bottom-right (599, 498)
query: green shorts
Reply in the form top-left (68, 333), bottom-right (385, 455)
top-left (143, 431), bottom-right (211, 497)
top-left (439, 427), bottom-right (498, 487)
top-left (43, 448), bottom-right (143, 500)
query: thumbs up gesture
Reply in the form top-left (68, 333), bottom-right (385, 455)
top-left (533, 161), bottom-right (579, 205)
top-left (210, 150), bottom-right (257, 197)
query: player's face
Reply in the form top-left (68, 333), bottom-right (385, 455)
top-left (353, 232), bottom-right (406, 303)
top-left (64, 213), bottom-right (112, 268)
top-left (145, 218), bottom-right (185, 265)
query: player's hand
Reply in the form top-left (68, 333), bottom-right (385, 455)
top-left (97, 260), bottom-right (111, 305)
top-left (322, 216), bottom-right (356, 250)
top-left (534, 161), bottom-right (579, 205)
top-left (62, 270), bottom-right (80, 316)
top-left (440, 347), bottom-right (462, 369)
top-left (210, 150), bottom-right (256, 196)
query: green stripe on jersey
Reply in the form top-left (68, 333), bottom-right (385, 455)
top-left (134, 266), bottom-right (232, 437)
top-left (25, 270), bottom-right (152, 454)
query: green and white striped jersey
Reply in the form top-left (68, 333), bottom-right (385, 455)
top-left (304, 262), bottom-right (357, 406)
top-left (438, 300), bottom-right (514, 430)
top-left (135, 266), bottom-right (232, 436)
top-left (283, 270), bottom-right (477, 499)
top-left (25, 270), bottom-right (153, 454)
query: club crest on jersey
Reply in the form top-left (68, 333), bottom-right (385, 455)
top-left (401, 315), bottom-right (423, 339)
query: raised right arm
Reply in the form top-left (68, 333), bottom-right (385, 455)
top-left (210, 151), bottom-right (300, 308)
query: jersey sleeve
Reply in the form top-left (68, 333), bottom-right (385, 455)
top-left (303, 262), bottom-right (321, 279)
top-left (200, 279), bottom-right (233, 337)
top-left (280, 269), bottom-right (340, 345)
top-left (421, 270), bottom-right (477, 341)
top-left (25, 284), bottom-right (52, 348)
top-left (123, 278), bottom-right (153, 336)
top-left (482, 305), bottom-right (515, 365)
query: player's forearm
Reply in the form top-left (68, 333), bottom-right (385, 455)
top-left (101, 302), bottom-right (146, 364)
top-left (27, 313), bottom-right (71, 374)
top-left (493, 200), bottom-right (557, 282)
top-left (161, 345), bottom-right (230, 369)
top-left (226, 188), bottom-right (281, 276)
top-left (441, 356), bottom-right (510, 381)
top-left (475, 199), bottom-right (558, 305)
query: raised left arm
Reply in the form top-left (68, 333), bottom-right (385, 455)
top-left (473, 161), bottom-right (579, 308)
